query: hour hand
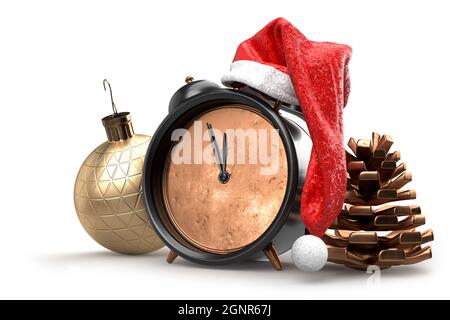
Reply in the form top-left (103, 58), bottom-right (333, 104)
top-left (206, 123), bottom-right (223, 173)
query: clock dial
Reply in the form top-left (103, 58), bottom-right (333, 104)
top-left (163, 105), bottom-right (288, 253)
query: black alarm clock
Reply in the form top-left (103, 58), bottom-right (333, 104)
top-left (143, 77), bottom-right (311, 270)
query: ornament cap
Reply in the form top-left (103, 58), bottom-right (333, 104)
top-left (102, 112), bottom-right (134, 142)
top-left (101, 79), bottom-right (134, 141)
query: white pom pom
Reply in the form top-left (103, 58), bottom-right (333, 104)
top-left (291, 235), bottom-right (328, 272)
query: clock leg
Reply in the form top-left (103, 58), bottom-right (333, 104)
top-left (263, 243), bottom-right (282, 271)
top-left (166, 250), bottom-right (178, 264)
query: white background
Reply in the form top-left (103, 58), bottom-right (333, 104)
top-left (0, 0), bottom-right (449, 299)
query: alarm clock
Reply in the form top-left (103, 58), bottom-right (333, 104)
top-left (143, 77), bottom-right (312, 270)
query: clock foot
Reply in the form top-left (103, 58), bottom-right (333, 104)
top-left (166, 250), bottom-right (178, 264)
top-left (263, 243), bottom-right (282, 271)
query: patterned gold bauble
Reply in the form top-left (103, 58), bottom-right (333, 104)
top-left (74, 81), bottom-right (164, 254)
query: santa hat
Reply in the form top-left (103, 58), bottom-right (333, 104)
top-left (222, 18), bottom-right (352, 237)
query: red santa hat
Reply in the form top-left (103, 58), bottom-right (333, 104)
top-left (222, 18), bottom-right (352, 237)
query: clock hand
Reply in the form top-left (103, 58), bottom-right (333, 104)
top-left (222, 132), bottom-right (227, 173)
top-left (206, 123), bottom-right (230, 184)
top-left (206, 123), bottom-right (224, 173)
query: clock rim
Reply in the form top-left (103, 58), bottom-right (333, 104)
top-left (143, 89), bottom-right (299, 265)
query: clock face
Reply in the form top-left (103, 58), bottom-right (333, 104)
top-left (163, 105), bottom-right (288, 253)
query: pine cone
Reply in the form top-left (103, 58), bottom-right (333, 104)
top-left (323, 133), bottom-right (433, 270)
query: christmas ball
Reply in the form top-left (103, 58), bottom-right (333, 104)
top-left (74, 132), bottom-right (164, 254)
top-left (74, 83), bottom-right (164, 255)
top-left (291, 235), bottom-right (328, 272)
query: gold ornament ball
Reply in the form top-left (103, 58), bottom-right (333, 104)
top-left (74, 126), bottom-right (164, 254)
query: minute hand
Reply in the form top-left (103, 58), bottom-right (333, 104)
top-left (222, 132), bottom-right (227, 173)
top-left (206, 123), bottom-right (224, 173)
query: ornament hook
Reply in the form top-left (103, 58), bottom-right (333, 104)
top-left (103, 79), bottom-right (118, 116)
